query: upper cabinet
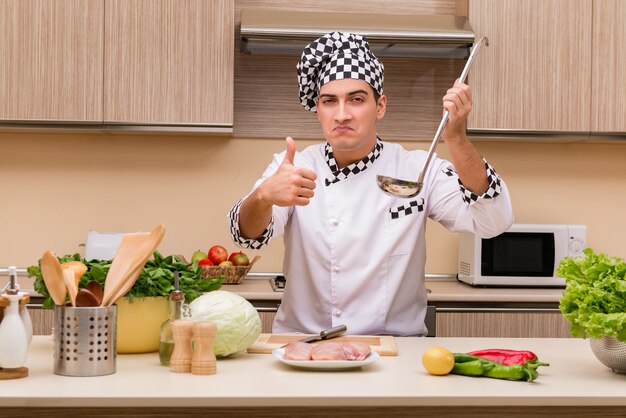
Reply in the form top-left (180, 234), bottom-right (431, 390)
top-left (467, 0), bottom-right (593, 133)
top-left (591, 0), bottom-right (626, 133)
top-left (0, 0), bottom-right (103, 123)
top-left (0, 0), bottom-right (234, 130)
top-left (104, 0), bottom-right (233, 127)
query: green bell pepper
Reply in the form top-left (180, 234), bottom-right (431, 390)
top-left (451, 353), bottom-right (549, 382)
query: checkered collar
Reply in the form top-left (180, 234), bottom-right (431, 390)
top-left (324, 138), bottom-right (383, 186)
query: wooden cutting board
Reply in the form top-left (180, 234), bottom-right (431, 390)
top-left (247, 334), bottom-right (398, 356)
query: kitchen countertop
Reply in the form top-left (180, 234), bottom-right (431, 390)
top-left (224, 276), bottom-right (565, 304)
top-left (11, 273), bottom-right (565, 304)
top-left (1, 336), bottom-right (623, 417)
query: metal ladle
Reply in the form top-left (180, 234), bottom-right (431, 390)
top-left (377, 37), bottom-right (489, 198)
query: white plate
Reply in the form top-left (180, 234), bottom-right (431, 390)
top-left (272, 347), bottom-right (380, 370)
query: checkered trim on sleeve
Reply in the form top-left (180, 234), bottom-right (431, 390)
top-left (296, 32), bottom-right (384, 112)
top-left (389, 198), bottom-right (425, 219)
top-left (227, 199), bottom-right (274, 249)
top-left (444, 159), bottom-right (502, 204)
top-left (325, 139), bottom-right (383, 186)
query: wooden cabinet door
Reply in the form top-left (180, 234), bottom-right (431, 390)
top-left (0, 0), bottom-right (103, 122)
top-left (436, 311), bottom-right (573, 338)
top-left (591, 0), bottom-right (626, 133)
top-left (467, 0), bottom-right (592, 132)
top-left (104, 0), bottom-right (233, 127)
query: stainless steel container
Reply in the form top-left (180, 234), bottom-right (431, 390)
top-left (53, 305), bottom-right (117, 376)
top-left (589, 336), bottom-right (626, 374)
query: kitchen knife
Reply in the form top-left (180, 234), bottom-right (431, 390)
top-left (282, 325), bottom-right (348, 347)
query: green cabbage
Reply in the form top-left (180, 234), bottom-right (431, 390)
top-left (557, 248), bottom-right (626, 342)
top-left (189, 290), bottom-right (262, 356)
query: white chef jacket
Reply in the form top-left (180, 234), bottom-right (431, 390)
top-left (228, 138), bottom-right (513, 336)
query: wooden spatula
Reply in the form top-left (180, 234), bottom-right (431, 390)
top-left (101, 224), bottom-right (165, 307)
top-left (40, 250), bottom-right (67, 306)
top-left (62, 261), bottom-right (88, 283)
top-left (62, 269), bottom-right (78, 307)
top-left (61, 261), bottom-right (88, 307)
top-left (104, 263), bottom-right (145, 307)
top-left (100, 231), bottom-right (153, 306)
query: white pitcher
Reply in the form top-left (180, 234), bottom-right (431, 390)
top-left (0, 292), bottom-right (29, 368)
top-left (20, 297), bottom-right (33, 344)
top-left (7, 265), bottom-right (33, 344)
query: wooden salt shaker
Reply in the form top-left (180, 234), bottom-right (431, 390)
top-left (169, 320), bottom-right (194, 373)
top-left (191, 321), bottom-right (217, 375)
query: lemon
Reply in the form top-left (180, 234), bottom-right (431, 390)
top-left (422, 346), bottom-right (455, 376)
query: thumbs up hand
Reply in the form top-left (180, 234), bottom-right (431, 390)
top-left (259, 137), bottom-right (317, 207)
top-left (282, 135), bottom-right (297, 167)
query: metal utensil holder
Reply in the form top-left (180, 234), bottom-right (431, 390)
top-left (53, 305), bottom-right (117, 376)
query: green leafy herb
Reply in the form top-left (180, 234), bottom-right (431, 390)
top-left (28, 251), bottom-right (223, 308)
top-left (557, 248), bottom-right (626, 342)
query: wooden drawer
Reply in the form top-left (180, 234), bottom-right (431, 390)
top-left (436, 310), bottom-right (572, 338)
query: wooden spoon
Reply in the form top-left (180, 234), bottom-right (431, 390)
top-left (62, 261), bottom-right (88, 284)
top-left (76, 288), bottom-right (100, 307)
top-left (101, 224), bottom-right (165, 306)
top-left (84, 280), bottom-right (103, 305)
top-left (40, 250), bottom-right (67, 306)
top-left (62, 269), bottom-right (78, 307)
top-left (61, 261), bottom-right (87, 308)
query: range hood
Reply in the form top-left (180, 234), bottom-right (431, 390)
top-left (240, 10), bottom-right (475, 58)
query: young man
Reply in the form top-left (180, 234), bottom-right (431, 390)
top-left (228, 32), bottom-right (513, 336)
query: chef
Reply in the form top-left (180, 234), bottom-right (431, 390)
top-left (228, 32), bottom-right (513, 336)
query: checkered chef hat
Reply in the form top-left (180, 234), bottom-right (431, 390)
top-left (296, 31), bottom-right (384, 112)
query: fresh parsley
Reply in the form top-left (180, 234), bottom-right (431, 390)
top-left (28, 251), bottom-right (223, 308)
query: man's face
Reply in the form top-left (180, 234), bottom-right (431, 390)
top-left (316, 79), bottom-right (386, 160)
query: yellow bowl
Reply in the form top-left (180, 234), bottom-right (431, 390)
top-left (116, 296), bottom-right (169, 354)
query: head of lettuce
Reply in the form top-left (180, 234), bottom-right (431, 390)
top-left (189, 290), bottom-right (262, 356)
top-left (558, 248), bottom-right (626, 342)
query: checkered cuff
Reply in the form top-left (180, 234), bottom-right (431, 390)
top-left (443, 159), bottom-right (502, 205)
top-left (228, 199), bottom-right (274, 249)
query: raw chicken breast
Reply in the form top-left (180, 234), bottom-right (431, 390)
top-left (310, 342), bottom-right (347, 360)
top-left (283, 341), bottom-right (313, 360)
top-left (342, 342), bottom-right (372, 361)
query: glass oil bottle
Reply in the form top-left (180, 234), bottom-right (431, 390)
top-left (159, 271), bottom-right (185, 366)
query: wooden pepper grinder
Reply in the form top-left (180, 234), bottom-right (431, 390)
top-left (169, 320), bottom-right (194, 373)
top-left (191, 321), bottom-right (217, 375)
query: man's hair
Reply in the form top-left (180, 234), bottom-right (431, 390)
top-left (373, 89), bottom-right (381, 104)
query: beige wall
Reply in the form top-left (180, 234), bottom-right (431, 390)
top-left (2, 0), bottom-right (625, 274)
top-left (2, 131), bottom-right (625, 274)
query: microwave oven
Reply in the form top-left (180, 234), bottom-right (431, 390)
top-left (457, 224), bottom-right (587, 287)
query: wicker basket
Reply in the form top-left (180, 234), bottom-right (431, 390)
top-left (200, 256), bottom-right (260, 284)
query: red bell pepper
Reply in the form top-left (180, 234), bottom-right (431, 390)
top-left (467, 348), bottom-right (544, 366)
